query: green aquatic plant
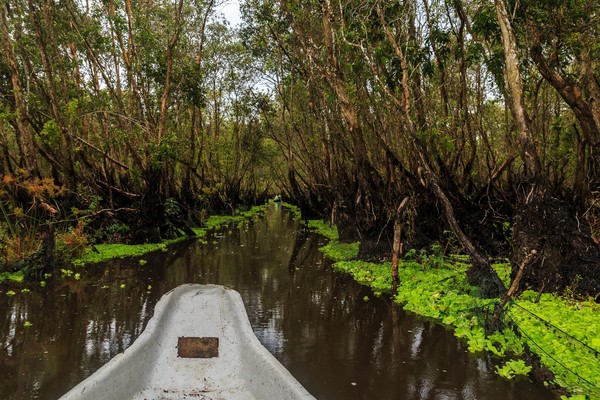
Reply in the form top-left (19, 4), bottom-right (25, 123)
top-left (60, 269), bottom-right (74, 277)
top-left (76, 240), bottom-right (182, 265)
top-left (561, 395), bottom-right (588, 400)
top-left (0, 271), bottom-right (24, 283)
top-left (492, 262), bottom-right (512, 287)
top-left (507, 293), bottom-right (600, 395)
top-left (306, 219), bottom-right (338, 241)
top-left (496, 359), bottom-right (532, 379)
top-left (280, 202), bottom-right (302, 220)
top-left (203, 205), bottom-right (267, 230)
top-left (304, 212), bottom-right (599, 397)
top-left (319, 241), bottom-right (359, 261)
top-left (75, 205), bottom-right (268, 266)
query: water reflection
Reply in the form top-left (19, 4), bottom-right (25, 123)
top-left (0, 205), bottom-right (556, 399)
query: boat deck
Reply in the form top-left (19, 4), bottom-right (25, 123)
top-left (60, 285), bottom-right (314, 400)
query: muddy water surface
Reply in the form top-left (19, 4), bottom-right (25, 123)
top-left (0, 205), bottom-right (557, 399)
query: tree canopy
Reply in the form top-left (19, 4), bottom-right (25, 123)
top-left (0, 0), bottom-right (599, 296)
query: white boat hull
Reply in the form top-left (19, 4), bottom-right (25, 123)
top-left (60, 285), bottom-right (315, 399)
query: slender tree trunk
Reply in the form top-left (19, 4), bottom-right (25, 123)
top-left (376, 0), bottom-right (503, 296)
top-left (157, 0), bottom-right (184, 143)
top-left (0, 4), bottom-right (37, 174)
top-left (391, 197), bottom-right (409, 294)
top-left (495, 0), bottom-right (543, 179)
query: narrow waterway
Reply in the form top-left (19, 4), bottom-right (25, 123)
top-left (0, 204), bottom-right (556, 399)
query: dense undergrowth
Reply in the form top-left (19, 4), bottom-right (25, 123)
top-left (285, 203), bottom-right (600, 400)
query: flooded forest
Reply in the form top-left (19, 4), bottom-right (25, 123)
top-left (0, 0), bottom-right (599, 399)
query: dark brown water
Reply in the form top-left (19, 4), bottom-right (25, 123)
top-left (0, 204), bottom-right (557, 399)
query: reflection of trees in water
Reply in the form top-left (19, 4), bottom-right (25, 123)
top-left (0, 277), bottom-right (156, 399)
top-left (0, 206), bottom-right (554, 400)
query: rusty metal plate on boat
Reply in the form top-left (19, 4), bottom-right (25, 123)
top-left (177, 337), bottom-right (219, 358)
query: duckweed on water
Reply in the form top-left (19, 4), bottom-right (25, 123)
top-left (508, 293), bottom-right (600, 395)
top-left (280, 202), bottom-right (302, 220)
top-left (0, 271), bottom-right (24, 284)
top-left (76, 205), bottom-right (268, 266)
top-left (319, 241), bottom-right (360, 261)
top-left (305, 214), bottom-right (600, 398)
top-left (202, 205), bottom-right (266, 231)
top-left (306, 220), bottom-right (339, 241)
top-left (76, 239), bottom-right (184, 265)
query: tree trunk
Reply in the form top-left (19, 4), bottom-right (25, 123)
top-left (495, 0), bottom-right (543, 178)
top-left (0, 4), bottom-right (37, 174)
top-left (391, 197), bottom-right (409, 294)
top-left (376, 0), bottom-right (504, 296)
top-left (157, 0), bottom-right (184, 143)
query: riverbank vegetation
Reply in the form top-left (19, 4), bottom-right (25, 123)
top-left (302, 212), bottom-right (599, 398)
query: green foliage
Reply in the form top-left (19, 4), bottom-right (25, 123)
top-left (310, 213), bottom-right (598, 397)
top-left (486, 329), bottom-right (524, 357)
top-left (202, 205), bottom-right (266, 231)
top-left (495, 359), bottom-right (532, 380)
top-left (492, 261), bottom-right (512, 287)
top-left (75, 239), bottom-right (186, 265)
top-left (165, 197), bottom-right (181, 218)
top-left (36, 119), bottom-right (61, 148)
top-left (100, 223), bottom-right (131, 243)
top-left (77, 205), bottom-right (267, 265)
top-left (561, 395), bottom-right (588, 400)
top-left (306, 219), bottom-right (339, 241)
top-left (0, 271), bottom-right (24, 284)
top-left (333, 261), bottom-right (391, 296)
top-left (280, 202), bottom-right (302, 220)
top-left (508, 292), bottom-right (600, 395)
top-left (319, 241), bottom-right (359, 262)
